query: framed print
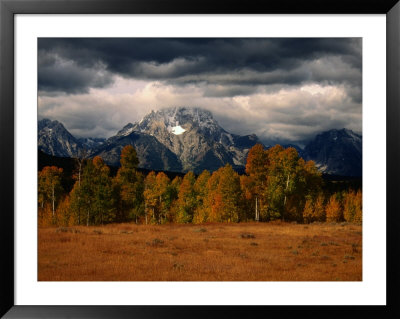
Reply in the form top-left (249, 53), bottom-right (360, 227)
top-left (1, 0), bottom-right (399, 318)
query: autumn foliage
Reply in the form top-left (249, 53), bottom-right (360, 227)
top-left (38, 166), bottom-right (63, 226)
top-left (343, 190), bottom-right (362, 223)
top-left (38, 144), bottom-right (362, 226)
top-left (325, 194), bottom-right (343, 222)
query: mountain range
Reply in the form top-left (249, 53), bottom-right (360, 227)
top-left (304, 128), bottom-right (362, 177)
top-left (38, 107), bottom-right (362, 176)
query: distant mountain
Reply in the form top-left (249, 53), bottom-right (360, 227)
top-left (77, 137), bottom-right (106, 150)
top-left (91, 131), bottom-right (183, 172)
top-left (37, 109), bottom-right (262, 173)
top-left (38, 119), bottom-right (82, 157)
top-left (38, 114), bottom-right (362, 177)
top-left (121, 107), bottom-right (261, 173)
top-left (303, 128), bottom-right (362, 177)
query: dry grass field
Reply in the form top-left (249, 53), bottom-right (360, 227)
top-left (38, 222), bottom-right (362, 281)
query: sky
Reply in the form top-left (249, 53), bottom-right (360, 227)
top-left (38, 38), bottom-right (362, 145)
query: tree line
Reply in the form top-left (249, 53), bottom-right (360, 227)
top-left (38, 144), bottom-right (362, 226)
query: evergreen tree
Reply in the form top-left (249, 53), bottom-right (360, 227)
top-left (115, 145), bottom-right (144, 223)
top-left (91, 156), bottom-right (115, 225)
top-left (260, 145), bottom-right (322, 222)
top-left (69, 156), bottom-right (114, 226)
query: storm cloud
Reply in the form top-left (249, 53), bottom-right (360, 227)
top-left (38, 38), bottom-right (362, 144)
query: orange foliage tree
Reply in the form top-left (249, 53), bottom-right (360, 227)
top-left (239, 174), bottom-right (256, 221)
top-left (245, 144), bottom-right (268, 221)
top-left (303, 194), bottom-right (325, 223)
top-left (205, 165), bottom-right (242, 223)
top-left (325, 194), bottom-right (343, 222)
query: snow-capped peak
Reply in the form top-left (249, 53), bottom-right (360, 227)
top-left (134, 106), bottom-right (221, 136)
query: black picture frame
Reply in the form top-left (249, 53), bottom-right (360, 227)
top-left (1, 0), bottom-right (399, 318)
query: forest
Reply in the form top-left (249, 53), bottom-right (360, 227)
top-left (38, 144), bottom-right (362, 227)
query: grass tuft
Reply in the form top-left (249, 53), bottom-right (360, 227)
top-left (193, 228), bottom-right (207, 233)
top-left (240, 233), bottom-right (255, 239)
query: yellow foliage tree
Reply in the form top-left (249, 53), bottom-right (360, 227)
top-left (38, 166), bottom-right (64, 225)
top-left (302, 199), bottom-right (314, 224)
top-left (325, 194), bottom-right (342, 222)
top-left (144, 171), bottom-right (157, 224)
top-left (175, 171), bottom-right (197, 223)
top-left (154, 172), bottom-right (171, 224)
top-left (354, 190), bottom-right (362, 223)
top-left (344, 190), bottom-right (362, 223)
top-left (193, 170), bottom-right (211, 224)
top-left (303, 194), bottom-right (325, 223)
top-left (313, 195), bottom-right (326, 222)
top-left (56, 195), bottom-right (74, 227)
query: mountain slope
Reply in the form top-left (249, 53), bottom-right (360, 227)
top-left (91, 131), bottom-right (183, 172)
top-left (304, 128), bottom-right (362, 176)
top-left (125, 107), bottom-right (261, 172)
top-left (38, 116), bottom-right (362, 177)
top-left (77, 137), bottom-right (105, 150)
top-left (38, 119), bottom-right (82, 157)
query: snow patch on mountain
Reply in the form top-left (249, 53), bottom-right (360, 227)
top-left (170, 125), bottom-right (186, 135)
top-left (127, 106), bottom-right (262, 172)
top-left (116, 123), bottom-right (135, 137)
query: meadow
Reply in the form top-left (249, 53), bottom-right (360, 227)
top-left (38, 222), bottom-right (362, 281)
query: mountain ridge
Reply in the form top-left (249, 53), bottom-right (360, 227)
top-left (127, 107), bottom-right (261, 173)
top-left (38, 108), bottom-right (362, 176)
top-left (304, 128), bottom-right (362, 176)
top-left (38, 118), bottom-right (82, 157)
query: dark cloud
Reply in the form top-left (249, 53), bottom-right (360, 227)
top-left (38, 51), bottom-right (114, 94)
top-left (38, 38), bottom-right (362, 143)
top-left (202, 84), bottom-right (258, 97)
top-left (38, 38), bottom-right (361, 99)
